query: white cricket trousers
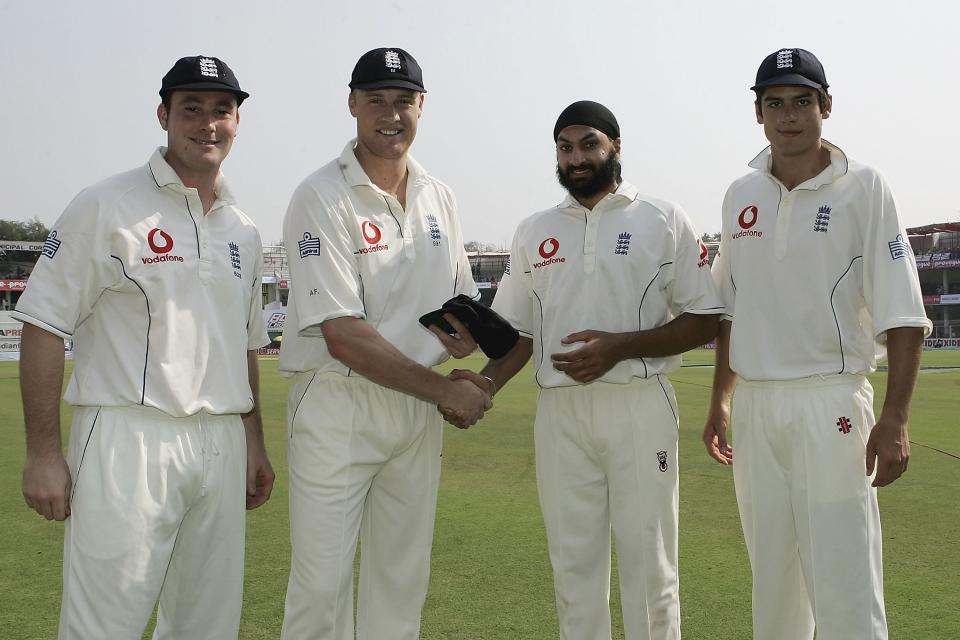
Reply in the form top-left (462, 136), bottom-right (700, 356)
top-left (732, 375), bottom-right (887, 640)
top-left (282, 372), bottom-right (443, 640)
top-left (535, 376), bottom-right (681, 640)
top-left (59, 405), bottom-right (247, 640)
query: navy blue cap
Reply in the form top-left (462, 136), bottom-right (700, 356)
top-left (752, 48), bottom-right (828, 92)
top-left (160, 56), bottom-right (249, 105)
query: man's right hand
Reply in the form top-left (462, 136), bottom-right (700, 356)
top-left (23, 451), bottom-right (72, 521)
top-left (439, 377), bottom-right (492, 429)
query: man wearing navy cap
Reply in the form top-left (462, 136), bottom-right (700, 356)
top-left (17, 55), bottom-right (273, 638)
top-left (279, 47), bottom-right (487, 639)
top-left (703, 48), bottom-right (930, 639)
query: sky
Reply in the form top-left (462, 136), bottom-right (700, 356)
top-left (3, 0), bottom-right (958, 248)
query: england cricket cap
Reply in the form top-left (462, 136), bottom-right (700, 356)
top-left (160, 56), bottom-right (249, 105)
top-left (751, 48), bottom-right (829, 92)
top-left (349, 48), bottom-right (426, 92)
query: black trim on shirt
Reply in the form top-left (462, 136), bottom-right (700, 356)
top-left (382, 196), bottom-right (404, 237)
top-left (636, 262), bottom-right (672, 378)
top-left (13, 310), bottom-right (73, 338)
top-left (532, 289), bottom-right (546, 388)
top-left (183, 196), bottom-right (201, 259)
top-left (148, 163), bottom-right (162, 189)
top-left (111, 255), bottom-right (151, 404)
top-left (830, 255), bottom-right (862, 374)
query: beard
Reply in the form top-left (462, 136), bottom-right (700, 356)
top-left (556, 153), bottom-right (621, 200)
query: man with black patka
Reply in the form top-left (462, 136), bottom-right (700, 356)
top-left (444, 100), bottom-right (723, 639)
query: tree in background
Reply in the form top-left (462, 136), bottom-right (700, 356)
top-left (701, 232), bottom-right (721, 243)
top-left (0, 218), bottom-right (51, 277)
top-left (464, 240), bottom-right (504, 253)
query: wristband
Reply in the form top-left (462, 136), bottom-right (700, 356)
top-left (481, 375), bottom-right (497, 395)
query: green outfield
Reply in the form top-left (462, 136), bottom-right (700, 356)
top-left (1, 350), bottom-right (958, 639)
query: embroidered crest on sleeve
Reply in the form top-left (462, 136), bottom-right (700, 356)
top-left (41, 231), bottom-right (62, 259)
top-left (888, 234), bottom-right (909, 260)
top-left (298, 232), bottom-right (321, 258)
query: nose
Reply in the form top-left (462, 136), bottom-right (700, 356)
top-left (780, 104), bottom-right (800, 122)
top-left (571, 147), bottom-right (586, 165)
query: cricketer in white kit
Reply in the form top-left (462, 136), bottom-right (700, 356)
top-left (440, 101), bottom-right (722, 640)
top-left (702, 48), bottom-right (931, 640)
top-left (16, 56), bottom-right (274, 640)
top-left (278, 47), bottom-right (490, 640)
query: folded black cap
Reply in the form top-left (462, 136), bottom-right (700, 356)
top-left (752, 48), bottom-right (828, 92)
top-left (349, 47), bottom-right (426, 92)
top-left (159, 56), bottom-right (249, 105)
top-left (441, 295), bottom-right (519, 359)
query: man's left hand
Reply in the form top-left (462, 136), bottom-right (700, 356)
top-left (865, 414), bottom-right (910, 487)
top-left (550, 330), bottom-right (624, 383)
top-left (428, 313), bottom-right (478, 358)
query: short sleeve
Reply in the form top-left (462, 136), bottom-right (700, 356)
top-left (12, 188), bottom-right (117, 339)
top-left (491, 225), bottom-right (535, 336)
top-left (665, 206), bottom-right (724, 317)
top-left (861, 173), bottom-right (932, 342)
top-left (711, 189), bottom-right (736, 323)
top-left (246, 232), bottom-right (270, 349)
top-left (445, 189), bottom-right (480, 300)
top-left (282, 181), bottom-right (365, 337)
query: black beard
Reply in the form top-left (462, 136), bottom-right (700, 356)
top-left (556, 154), bottom-right (620, 199)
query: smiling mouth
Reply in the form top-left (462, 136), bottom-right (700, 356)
top-left (377, 129), bottom-right (402, 137)
top-left (191, 138), bottom-right (219, 146)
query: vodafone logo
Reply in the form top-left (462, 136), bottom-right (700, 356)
top-left (538, 238), bottom-right (559, 259)
top-left (533, 237), bottom-right (565, 269)
top-left (697, 240), bottom-right (709, 268)
top-left (148, 228), bottom-right (174, 254)
top-left (362, 221), bottom-right (382, 245)
top-left (356, 220), bottom-right (389, 256)
top-left (142, 227), bottom-right (184, 265)
top-left (733, 205), bottom-right (763, 240)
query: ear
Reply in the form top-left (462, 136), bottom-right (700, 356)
top-left (755, 100), bottom-right (764, 124)
top-left (416, 92), bottom-right (425, 119)
top-left (612, 137), bottom-right (622, 156)
top-left (822, 94), bottom-right (833, 119)
top-left (157, 103), bottom-right (168, 130)
top-left (348, 90), bottom-right (359, 118)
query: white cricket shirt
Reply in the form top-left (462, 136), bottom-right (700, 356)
top-left (712, 141), bottom-right (931, 381)
top-left (493, 182), bottom-right (723, 388)
top-left (278, 140), bottom-right (479, 376)
top-left (14, 149), bottom-right (269, 417)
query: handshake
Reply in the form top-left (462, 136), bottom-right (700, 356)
top-left (437, 369), bottom-right (496, 429)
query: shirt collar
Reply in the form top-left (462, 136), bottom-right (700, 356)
top-left (338, 139), bottom-right (430, 192)
top-left (147, 147), bottom-right (237, 205)
top-left (747, 139), bottom-right (849, 189)
top-left (558, 180), bottom-right (638, 211)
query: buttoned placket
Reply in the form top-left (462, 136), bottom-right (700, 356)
top-left (580, 193), bottom-right (621, 274)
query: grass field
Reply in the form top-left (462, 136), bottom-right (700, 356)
top-left (1, 350), bottom-right (958, 639)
